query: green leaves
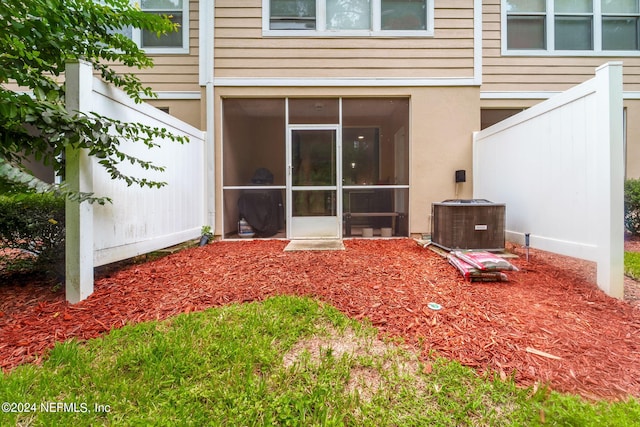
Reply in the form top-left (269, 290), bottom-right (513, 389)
top-left (0, 157), bottom-right (110, 204)
top-left (0, 0), bottom-right (184, 200)
top-left (0, 191), bottom-right (66, 276)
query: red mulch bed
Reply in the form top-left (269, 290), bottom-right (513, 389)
top-left (1, 239), bottom-right (639, 401)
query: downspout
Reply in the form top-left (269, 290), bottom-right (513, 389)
top-left (205, 83), bottom-right (215, 234)
top-left (200, 0), bottom-right (216, 234)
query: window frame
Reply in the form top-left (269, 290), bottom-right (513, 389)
top-left (263, 0), bottom-right (435, 37)
top-left (131, 0), bottom-right (190, 54)
top-left (502, 0), bottom-right (640, 55)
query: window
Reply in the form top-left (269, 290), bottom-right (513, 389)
top-left (505, 0), bottom-right (640, 53)
top-left (139, 0), bottom-right (187, 51)
top-left (602, 0), bottom-right (640, 50)
top-left (506, 0), bottom-right (546, 49)
top-left (112, 0), bottom-right (189, 53)
top-left (382, 0), bottom-right (428, 31)
top-left (270, 0), bottom-right (316, 29)
top-left (327, 0), bottom-right (371, 30)
top-left (554, 0), bottom-right (593, 50)
top-left (265, 0), bottom-right (433, 35)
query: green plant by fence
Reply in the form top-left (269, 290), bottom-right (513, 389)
top-left (0, 191), bottom-right (65, 278)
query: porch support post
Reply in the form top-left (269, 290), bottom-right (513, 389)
top-left (595, 62), bottom-right (624, 299)
top-left (65, 60), bottom-right (95, 303)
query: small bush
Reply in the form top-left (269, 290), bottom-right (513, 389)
top-left (625, 179), bottom-right (640, 236)
top-left (0, 192), bottom-right (65, 278)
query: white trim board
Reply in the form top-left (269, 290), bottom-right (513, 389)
top-left (214, 77), bottom-right (479, 87)
top-left (482, 91), bottom-right (640, 100)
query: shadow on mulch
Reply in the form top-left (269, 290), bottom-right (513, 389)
top-left (1, 238), bottom-right (639, 402)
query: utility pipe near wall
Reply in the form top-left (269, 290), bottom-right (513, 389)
top-left (200, 0), bottom-right (216, 235)
top-left (206, 82), bottom-right (215, 233)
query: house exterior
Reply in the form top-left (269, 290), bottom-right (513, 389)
top-left (121, 0), bottom-right (640, 240)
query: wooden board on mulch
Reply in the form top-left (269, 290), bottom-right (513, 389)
top-left (1, 239), bottom-right (639, 401)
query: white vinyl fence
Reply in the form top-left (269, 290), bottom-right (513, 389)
top-left (473, 62), bottom-right (624, 298)
top-left (65, 61), bottom-right (207, 303)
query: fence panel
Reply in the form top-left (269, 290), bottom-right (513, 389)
top-left (65, 61), bottom-right (206, 302)
top-left (89, 79), bottom-right (206, 267)
top-left (473, 63), bottom-right (624, 298)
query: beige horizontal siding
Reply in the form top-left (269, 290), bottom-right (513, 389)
top-left (215, 47), bottom-right (473, 58)
top-left (218, 67), bottom-right (472, 79)
top-left (481, 0), bottom-right (640, 93)
top-left (214, 0), bottom-right (476, 80)
top-left (214, 37), bottom-right (474, 50)
top-left (111, 0), bottom-right (201, 93)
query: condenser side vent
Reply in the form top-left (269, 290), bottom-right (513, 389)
top-left (431, 199), bottom-right (505, 251)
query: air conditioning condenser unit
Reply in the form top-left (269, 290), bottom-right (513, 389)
top-left (431, 199), bottom-right (505, 251)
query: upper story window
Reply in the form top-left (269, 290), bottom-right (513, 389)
top-left (504, 0), bottom-right (640, 54)
top-left (138, 0), bottom-right (188, 52)
top-left (265, 0), bottom-right (435, 36)
top-left (114, 0), bottom-right (189, 54)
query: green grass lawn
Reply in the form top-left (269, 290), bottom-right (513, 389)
top-left (1, 296), bottom-right (638, 426)
top-left (625, 251), bottom-right (640, 280)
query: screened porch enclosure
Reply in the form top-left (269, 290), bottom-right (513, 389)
top-left (222, 97), bottom-right (409, 239)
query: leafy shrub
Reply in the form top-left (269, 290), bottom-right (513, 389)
top-left (625, 179), bottom-right (640, 236)
top-left (0, 192), bottom-right (65, 278)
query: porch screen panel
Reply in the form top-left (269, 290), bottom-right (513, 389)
top-left (222, 99), bottom-right (287, 238)
top-left (341, 98), bottom-right (409, 237)
top-left (289, 98), bottom-right (339, 124)
top-left (342, 98), bottom-right (409, 186)
top-left (222, 99), bottom-right (286, 186)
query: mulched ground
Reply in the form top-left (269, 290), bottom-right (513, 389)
top-left (1, 239), bottom-right (639, 401)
